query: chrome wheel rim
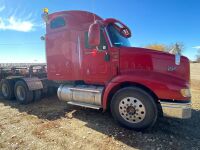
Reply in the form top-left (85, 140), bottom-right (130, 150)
top-left (119, 97), bottom-right (146, 123)
top-left (16, 86), bottom-right (25, 101)
top-left (2, 83), bottom-right (9, 97)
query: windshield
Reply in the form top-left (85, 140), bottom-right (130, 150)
top-left (107, 24), bottom-right (131, 47)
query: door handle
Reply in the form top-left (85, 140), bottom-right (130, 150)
top-left (104, 53), bottom-right (110, 62)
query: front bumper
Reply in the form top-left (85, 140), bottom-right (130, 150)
top-left (160, 101), bottom-right (191, 119)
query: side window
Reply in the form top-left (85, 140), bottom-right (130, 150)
top-left (50, 17), bottom-right (66, 29)
top-left (84, 29), bottom-right (108, 50)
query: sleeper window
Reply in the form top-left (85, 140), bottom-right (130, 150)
top-left (50, 17), bottom-right (66, 29)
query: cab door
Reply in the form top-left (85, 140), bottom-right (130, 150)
top-left (83, 29), bottom-right (112, 84)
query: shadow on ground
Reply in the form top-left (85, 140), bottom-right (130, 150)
top-left (0, 95), bottom-right (200, 149)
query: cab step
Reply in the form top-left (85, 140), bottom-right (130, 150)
top-left (67, 101), bottom-right (101, 110)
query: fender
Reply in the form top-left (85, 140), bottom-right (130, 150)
top-left (6, 76), bottom-right (43, 91)
top-left (22, 77), bottom-right (43, 91)
top-left (102, 71), bottom-right (190, 110)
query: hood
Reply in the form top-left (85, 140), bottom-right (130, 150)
top-left (119, 47), bottom-right (190, 82)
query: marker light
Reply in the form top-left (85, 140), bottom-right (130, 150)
top-left (180, 89), bottom-right (191, 98)
top-left (43, 8), bottom-right (49, 14)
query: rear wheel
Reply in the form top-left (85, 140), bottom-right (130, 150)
top-left (33, 90), bottom-right (42, 101)
top-left (111, 87), bottom-right (158, 131)
top-left (0, 79), bottom-right (15, 100)
top-left (14, 81), bottom-right (33, 104)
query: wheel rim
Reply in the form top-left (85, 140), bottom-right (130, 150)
top-left (119, 97), bottom-right (146, 123)
top-left (2, 83), bottom-right (9, 97)
top-left (16, 86), bottom-right (26, 101)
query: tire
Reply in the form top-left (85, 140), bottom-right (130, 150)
top-left (0, 79), bottom-right (15, 100)
top-left (14, 81), bottom-right (33, 104)
top-left (33, 90), bottom-right (42, 101)
top-left (111, 87), bottom-right (158, 131)
top-left (47, 87), bottom-right (56, 97)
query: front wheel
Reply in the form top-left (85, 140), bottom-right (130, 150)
top-left (111, 87), bottom-right (158, 131)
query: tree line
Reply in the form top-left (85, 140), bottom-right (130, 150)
top-left (145, 43), bottom-right (200, 63)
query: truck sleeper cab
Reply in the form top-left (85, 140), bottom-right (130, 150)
top-left (44, 10), bottom-right (191, 130)
top-left (0, 10), bottom-right (191, 131)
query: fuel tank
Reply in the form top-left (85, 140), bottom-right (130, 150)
top-left (57, 84), bottom-right (104, 106)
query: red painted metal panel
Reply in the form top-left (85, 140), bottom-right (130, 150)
top-left (102, 72), bottom-right (190, 110)
top-left (119, 47), bottom-right (190, 82)
top-left (102, 47), bottom-right (190, 110)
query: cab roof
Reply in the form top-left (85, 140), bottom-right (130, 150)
top-left (47, 10), bottom-right (103, 31)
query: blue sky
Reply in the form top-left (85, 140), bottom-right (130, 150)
top-left (0, 0), bottom-right (199, 63)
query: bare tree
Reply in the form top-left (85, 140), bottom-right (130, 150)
top-left (167, 42), bottom-right (184, 54)
top-left (145, 42), bottom-right (184, 54)
top-left (145, 44), bottom-right (167, 51)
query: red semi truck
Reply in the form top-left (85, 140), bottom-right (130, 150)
top-left (0, 10), bottom-right (191, 130)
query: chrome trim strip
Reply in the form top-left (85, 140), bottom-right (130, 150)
top-left (105, 27), bottom-right (113, 47)
top-left (160, 101), bottom-right (191, 119)
top-left (69, 87), bottom-right (102, 93)
top-left (77, 36), bottom-right (82, 68)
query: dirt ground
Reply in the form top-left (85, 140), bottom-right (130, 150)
top-left (0, 64), bottom-right (200, 150)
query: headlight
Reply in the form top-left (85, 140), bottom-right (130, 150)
top-left (180, 89), bottom-right (191, 98)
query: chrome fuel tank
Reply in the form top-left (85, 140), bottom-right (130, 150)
top-left (57, 84), bottom-right (104, 106)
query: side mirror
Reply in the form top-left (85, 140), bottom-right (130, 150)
top-left (88, 22), bottom-right (100, 47)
